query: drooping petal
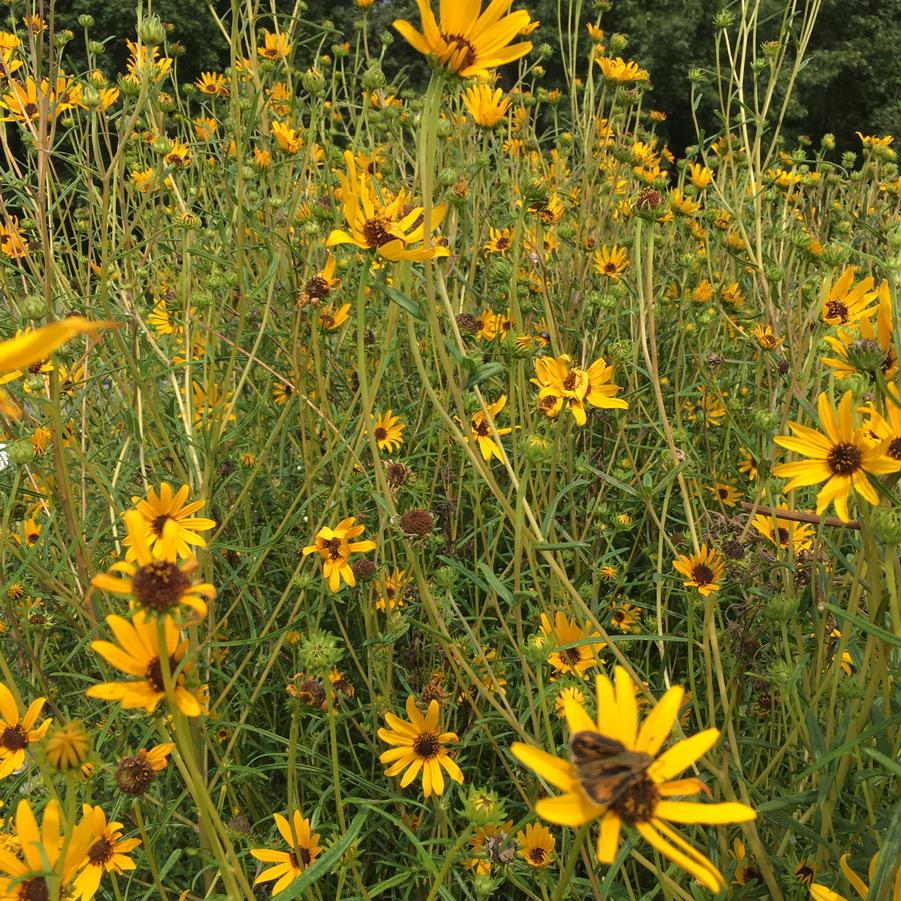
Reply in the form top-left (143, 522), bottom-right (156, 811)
top-left (534, 791), bottom-right (603, 827)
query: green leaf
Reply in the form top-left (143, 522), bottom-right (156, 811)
top-left (823, 602), bottom-right (901, 647)
top-left (541, 479), bottom-right (589, 535)
top-left (465, 361), bottom-right (505, 389)
top-left (278, 811), bottom-right (366, 898)
top-left (477, 562), bottom-right (515, 603)
top-left (383, 286), bottom-right (424, 321)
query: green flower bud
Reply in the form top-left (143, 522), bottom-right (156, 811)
top-left (763, 592), bottom-right (799, 623)
top-left (79, 85), bottom-right (102, 110)
top-left (520, 434), bottom-right (551, 464)
top-left (608, 338), bottom-right (633, 362)
top-left (714, 10), bottom-right (736, 28)
top-left (89, 40), bottom-right (105, 55)
top-left (302, 67), bottom-right (325, 96)
top-left (436, 118), bottom-right (453, 139)
top-left (7, 439), bottom-right (35, 466)
top-left (524, 633), bottom-right (548, 666)
top-left (434, 565), bottom-right (457, 591)
top-left (138, 15), bottom-right (167, 48)
top-left (768, 659), bottom-right (796, 693)
top-left (297, 629), bottom-right (343, 676)
top-left (77, 14), bottom-right (95, 28)
top-left (459, 786), bottom-right (506, 827)
top-left (361, 63), bottom-right (385, 91)
top-left (752, 410), bottom-right (780, 432)
top-left (871, 507), bottom-right (901, 544)
top-left (21, 296), bottom-right (46, 320)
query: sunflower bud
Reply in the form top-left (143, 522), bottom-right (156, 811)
top-left (871, 507), bottom-right (901, 544)
top-left (138, 15), bottom-right (167, 47)
top-left (297, 629), bottom-right (343, 676)
top-left (460, 786), bottom-right (506, 826)
top-left (7, 439), bottom-right (35, 466)
top-left (763, 592), bottom-right (799, 623)
top-left (45, 721), bottom-right (91, 772)
top-left (78, 14), bottom-right (95, 28)
top-left (302, 66), bottom-right (325, 95)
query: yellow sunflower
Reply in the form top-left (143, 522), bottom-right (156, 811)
top-left (372, 410), bottom-right (406, 452)
top-left (92, 510), bottom-right (215, 621)
top-left (820, 268), bottom-right (878, 327)
top-left (672, 544), bottom-right (726, 596)
top-left (751, 514), bottom-right (815, 553)
top-left (250, 811), bottom-right (323, 896)
top-left (462, 83), bottom-right (511, 127)
top-left (532, 354), bottom-right (628, 426)
top-left (317, 303), bottom-right (350, 330)
top-left (484, 227), bottom-right (513, 254)
top-left (378, 695), bottom-right (464, 797)
top-left (86, 611), bottom-right (202, 716)
top-left (0, 799), bottom-right (94, 899)
top-left (393, 1), bottom-right (533, 79)
top-left (257, 28), bottom-right (292, 60)
top-left (376, 569), bottom-right (410, 612)
top-left (593, 244), bottom-right (628, 280)
top-left (707, 482), bottom-right (741, 507)
top-left (468, 394), bottom-right (513, 462)
top-left (72, 805), bottom-right (141, 900)
top-left (303, 517), bottom-right (376, 592)
top-left (810, 850), bottom-right (901, 901)
top-left (0, 683), bottom-right (51, 779)
top-left (511, 667), bottom-right (756, 892)
top-left (327, 151), bottom-right (448, 262)
top-left (298, 253), bottom-right (340, 306)
top-left (539, 611), bottom-right (604, 679)
top-left (125, 482), bottom-right (217, 561)
top-left (822, 280), bottom-right (896, 381)
top-left (773, 391), bottom-right (894, 523)
top-left (517, 823), bottom-right (555, 867)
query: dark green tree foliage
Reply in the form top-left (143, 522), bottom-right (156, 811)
top-left (56, 0), bottom-right (898, 151)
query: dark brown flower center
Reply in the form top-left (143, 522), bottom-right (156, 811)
top-left (562, 372), bottom-right (577, 391)
top-left (88, 837), bottom-right (114, 865)
top-left (691, 564), bottom-right (714, 586)
top-left (888, 438), bottom-right (901, 460)
top-left (412, 732), bottom-right (440, 760)
top-left (495, 236), bottom-right (510, 250)
top-left (560, 646), bottom-right (583, 666)
top-left (151, 513), bottom-right (172, 537)
top-left (318, 313), bottom-right (335, 329)
top-left (777, 528), bottom-right (790, 546)
top-left (441, 33), bottom-right (477, 71)
top-left (323, 537), bottom-right (344, 560)
top-left (528, 847), bottom-right (547, 865)
top-left (115, 754), bottom-right (156, 796)
top-left (610, 773), bottom-right (660, 824)
top-left (23, 103), bottom-right (39, 119)
top-left (132, 561), bottom-right (190, 611)
top-left (305, 275), bottom-right (330, 301)
top-left (1, 724), bottom-right (28, 751)
top-left (825, 299), bottom-right (848, 323)
top-left (827, 441), bottom-right (862, 475)
top-left (18, 878), bottom-right (49, 901)
top-left (374, 427), bottom-right (388, 441)
top-left (473, 420), bottom-right (490, 437)
top-left (362, 218), bottom-right (393, 248)
top-left (145, 654), bottom-right (183, 692)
